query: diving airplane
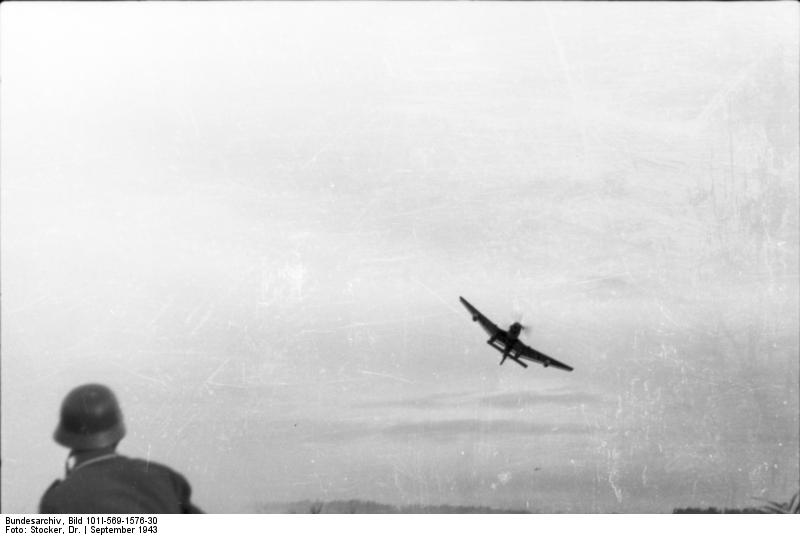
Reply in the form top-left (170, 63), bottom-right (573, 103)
top-left (459, 296), bottom-right (573, 372)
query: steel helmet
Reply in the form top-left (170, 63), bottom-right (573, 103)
top-left (54, 384), bottom-right (126, 450)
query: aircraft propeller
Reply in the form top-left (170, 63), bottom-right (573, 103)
top-left (511, 311), bottom-right (531, 335)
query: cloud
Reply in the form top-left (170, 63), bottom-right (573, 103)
top-left (358, 389), bottom-right (606, 411)
top-left (479, 390), bottom-right (606, 409)
top-left (251, 415), bottom-right (608, 446)
top-left (381, 419), bottom-right (603, 440)
top-left (355, 391), bottom-right (475, 410)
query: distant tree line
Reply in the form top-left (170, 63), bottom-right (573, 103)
top-left (674, 491), bottom-right (799, 514)
top-left (673, 506), bottom-right (766, 514)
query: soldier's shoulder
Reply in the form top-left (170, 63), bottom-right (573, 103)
top-left (41, 478), bottom-right (63, 497)
top-left (39, 480), bottom-right (65, 513)
top-left (44, 478), bottom-right (62, 491)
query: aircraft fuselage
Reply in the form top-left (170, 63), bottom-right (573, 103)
top-left (490, 322), bottom-right (525, 365)
top-left (507, 322), bottom-right (523, 341)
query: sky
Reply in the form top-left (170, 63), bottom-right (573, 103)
top-left (1, 2), bottom-right (798, 513)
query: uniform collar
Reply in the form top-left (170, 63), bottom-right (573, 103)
top-left (66, 450), bottom-right (119, 476)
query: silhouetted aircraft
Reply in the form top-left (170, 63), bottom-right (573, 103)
top-left (459, 296), bottom-right (573, 371)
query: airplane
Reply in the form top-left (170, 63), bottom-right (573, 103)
top-left (459, 296), bottom-right (573, 372)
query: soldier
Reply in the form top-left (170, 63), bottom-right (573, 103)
top-left (40, 383), bottom-right (203, 513)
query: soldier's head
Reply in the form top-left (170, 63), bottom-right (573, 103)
top-left (54, 383), bottom-right (126, 452)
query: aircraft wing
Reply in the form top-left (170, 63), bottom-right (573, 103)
top-left (515, 341), bottom-right (573, 372)
top-left (459, 296), bottom-right (501, 337)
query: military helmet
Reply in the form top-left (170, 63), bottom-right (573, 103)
top-left (54, 384), bottom-right (126, 450)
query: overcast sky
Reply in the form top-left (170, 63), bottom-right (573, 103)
top-left (2, 2), bottom-right (798, 513)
